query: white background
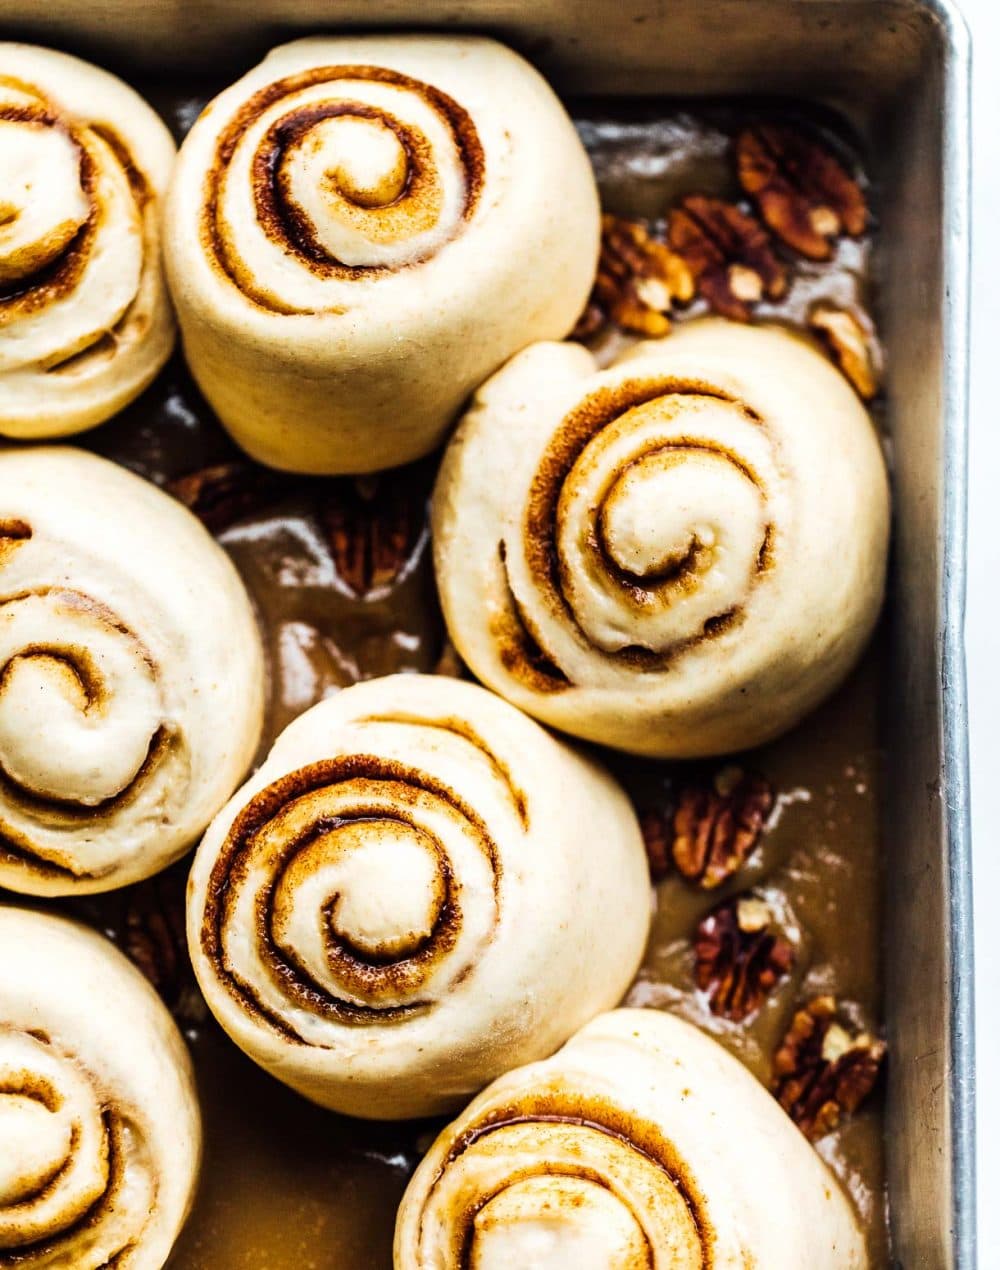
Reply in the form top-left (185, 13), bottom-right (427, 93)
top-left (960, 0), bottom-right (996, 1261)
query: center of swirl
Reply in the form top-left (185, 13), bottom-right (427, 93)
top-left (597, 445), bottom-right (765, 586)
top-left (315, 116), bottom-right (409, 208)
top-left (0, 114), bottom-right (88, 288)
top-left (470, 1176), bottom-right (649, 1270)
top-left (0, 592), bottom-right (163, 807)
top-left (206, 66), bottom-right (485, 311)
top-left (282, 819), bottom-right (446, 961)
top-left (530, 389), bottom-right (772, 656)
top-left (0, 1092), bottom-right (71, 1206)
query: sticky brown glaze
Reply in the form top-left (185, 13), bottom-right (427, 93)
top-left (5, 85), bottom-right (887, 1267)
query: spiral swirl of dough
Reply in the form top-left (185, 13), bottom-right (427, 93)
top-left (0, 909), bottom-right (200, 1270)
top-left (395, 1008), bottom-right (867, 1268)
top-left (201, 62), bottom-right (483, 310)
top-left (0, 448), bottom-right (264, 895)
top-left (0, 44), bottom-right (175, 438)
top-left (187, 674), bottom-right (650, 1119)
top-left (433, 320), bottom-right (890, 757)
top-left (164, 36), bottom-right (600, 474)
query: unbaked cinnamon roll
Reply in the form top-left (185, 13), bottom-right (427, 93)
top-left (433, 319), bottom-right (890, 757)
top-left (395, 1007), bottom-right (866, 1268)
top-left (163, 36), bottom-right (600, 474)
top-left (0, 908), bottom-right (200, 1269)
top-left (0, 448), bottom-right (264, 895)
top-left (0, 44), bottom-right (175, 438)
top-left (187, 674), bottom-right (649, 1119)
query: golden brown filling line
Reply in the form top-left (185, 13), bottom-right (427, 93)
top-left (201, 65), bottom-right (485, 312)
top-left (0, 85), bottom-right (887, 1267)
top-left (0, 1037), bottom-right (153, 1268)
top-left (200, 753), bottom-right (502, 1033)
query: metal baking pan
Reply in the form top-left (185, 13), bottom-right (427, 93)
top-left (0, 0), bottom-right (975, 1264)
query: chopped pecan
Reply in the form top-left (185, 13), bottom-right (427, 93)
top-left (667, 196), bottom-right (787, 320)
top-left (434, 638), bottom-right (469, 680)
top-left (672, 766), bottom-right (774, 889)
top-left (320, 470), bottom-right (427, 597)
top-left (694, 894), bottom-right (795, 1021)
top-left (736, 124), bottom-right (867, 261)
top-left (574, 214), bottom-right (694, 339)
top-left (167, 461), bottom-right (291, 532)
top-left (809, 304), bottom-right (881, 400)
top-left (639, 807), bottom-right (673, 882)
top-left (772, 996), bottom-right (886, 1140)
top-left (120, 875), bottom-right (205, 1025)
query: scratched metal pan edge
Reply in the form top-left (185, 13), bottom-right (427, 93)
top-left (0, 0), bottom-right (976, 1265)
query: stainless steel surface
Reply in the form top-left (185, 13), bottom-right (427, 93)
top-left (0, 0), bottom-right (974, 1264)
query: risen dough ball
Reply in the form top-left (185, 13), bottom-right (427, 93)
top-left (187, 674), bottom-right (650, 1119)
top-left (164, 35), bottom-right (600, 474)
top-left (0, 44), bottom-right (175, 437)
top-left (395, 1007), bottom-right (867, 1268)
top-left (0, 908), bottom-right (200, 1270)
top-left (0, 448), bottom-right (265, 894)
top-left (433, 319), bottom-right (890, 756)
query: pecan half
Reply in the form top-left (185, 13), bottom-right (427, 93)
top-left (120, 875), bottom-right (205, 1026)
top-left (167, 460), bottom-right (291, 532)
top-left (694, 894), bottom-right (795, 1022)
top-left (320, 471), bottom-right (427, 597)
top-left (434, 638), bottom-right (469, 680)
top-left (639, 807), bottom-right (673, 882)
top-left (809, 304), bottom-right (881, 400)
top-left (736, 124), bottom-right (867, 261)
top-left (672, 766), bottom-right (774, 889)
top-left (667, 196), bottom-right (787, 321)
top-left (574, 214), bottom-right (694, 339)
top-left (772, 996), bottom-right (886, 1140)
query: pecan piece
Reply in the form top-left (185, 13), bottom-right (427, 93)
top-left (639, 806), bottom-right (673, 882)
top-left (809, 304), bottom-right (881, 400)
top-left (574, 214), bottom-right (694, 339)
top-left (736, 124), bottom-right (867, 261)
top-left (125, 901), bottom-right (182, 1003)
top-left (167, 460), bottom-right (291, 532)
top-left (118, 875), bottom-right (201, 1017)
top-left (320, 471), bottom-right (427, 597)
top-left (694, 894), bottom-right (795, 1021)
top-left (667, 196), bottom-right (787, 320)
top-left (434, 638), bottom-right (469, 680)
top-left (772, 996), bottom-right (886, 1140)
top-left (672, 766), bottom-right (774, 889)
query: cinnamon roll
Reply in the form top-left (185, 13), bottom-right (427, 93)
top-left (0, 448), bottom-right (265, 895)
top-left (0, 908), bottom-right (200, 1269)
top-left (433, 319), bottom-right (890, 757)
top-left (395, 1007), bottom-right (866, 1268)
top-left (163, 36), bottom-right (600, 474)
top-left (0, 44), bottom-right (175, 438)
top-left (186, 674), bottom-right (650, 1119)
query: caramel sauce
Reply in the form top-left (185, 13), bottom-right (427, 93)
top-left (5, 84), bottom-right (887, 1266)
